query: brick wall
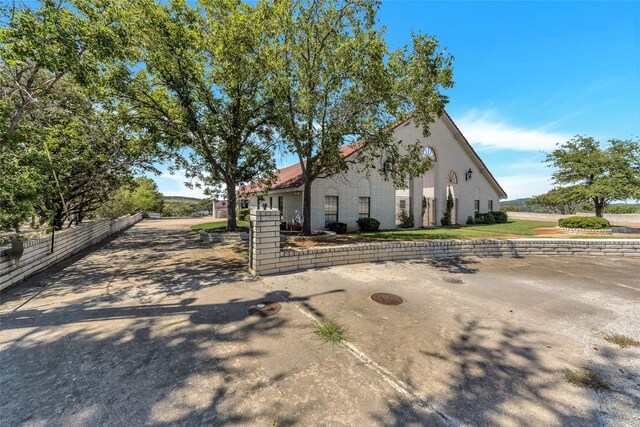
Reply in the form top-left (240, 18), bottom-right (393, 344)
top-left (249, 208), bottom-right (640, 276)
top-left (0, 213), bottom-right (142, 290)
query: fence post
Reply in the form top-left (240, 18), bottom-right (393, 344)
top-left (249, 208), bottom-right (281, 276)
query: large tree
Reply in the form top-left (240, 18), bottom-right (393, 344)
top-left (96, 177), bottom-right (164, 219)
top-left (545, 136), bottom-right (640, 217)
top-left (527, 186), bottom-right (585, 214)
top-left (113, 0), bottom-right (278, 230)
top-left (269, 0), bottom-right (454, 234)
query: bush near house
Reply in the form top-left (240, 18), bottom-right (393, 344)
top-left (466, 211), bottom-right (508, 225)
top-left (397, 211), bottom-right (414, 228)
top-left (237, 208), bottom-right (251, 221)
top-left (558, 216), bottom-right (610, 229)
top-left (327, 222), bottom-right (347, 234)
top-left (357, 217), bottom-right (380, 232)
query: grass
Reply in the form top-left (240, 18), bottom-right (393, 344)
top-left (604, 334), bottom-right (640, 348)
top-left (357, 220), bottom-right (557, 240)
top-left (190, 220), bottom-right (249, 231)
top-left (313, 320), bottom-right (349, 344)
top-left (563, 368), bottom-right (610, 391)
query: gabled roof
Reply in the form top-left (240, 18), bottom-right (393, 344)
top-left (241, 112), bottom-right (507, 198)
top-left (441, 111), bottom-right (507, 198)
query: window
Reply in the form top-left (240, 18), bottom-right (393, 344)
top-left (358, 197), bottom-right (370, 218)
top-left (474, 200), bottom-right (480, 217)
top-left (240, 199), bottom-right (249, 209)
top-left (399, 200), bottom-right (406, 210)
top-left (278, 196), bottom-right (283, 212)
top-left (269, 197), bottom-right (273, 209)
top-left (488, 200), bottom-right (493, 212)
top-left (324, 196), bottom-right (338, 227)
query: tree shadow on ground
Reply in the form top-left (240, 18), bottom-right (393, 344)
top-left (2, 224), bottom-right (249, 308)
top-left (373, 317), bottom-right (601, 426)
top-left (419, 256), bottom-right (480, 275)
top-left (0, 289), bottom-right (332, 426)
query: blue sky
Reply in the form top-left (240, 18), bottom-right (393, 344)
top-left (154, 0), bottom-right (640, 200)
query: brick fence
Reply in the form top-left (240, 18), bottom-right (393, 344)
top-left (0, 213), bottom-right (142, 290)
top-left (249, 208), bottom-right (640, 276)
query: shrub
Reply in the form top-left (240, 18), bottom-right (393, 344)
top-left (491, 210), bottom-right (508, 224)
top-left (474, 212), bottom-right (495, 225)
top-left (397, 210), bottom-right (414, 228)
top-left (237, 208), bottom-right (251, 221)
top-left (558, 216), bottom-right (610, 229)
top-left (440, 215), bottom-right (451, 226)
top-left (604, 205), bottom-right (638, 214)
top-left (466, 216), bottom-right (475, 225)
top-left (327, 221), bottom-right (347, 234)
top-left (357, 217), bottom-right (380, 232)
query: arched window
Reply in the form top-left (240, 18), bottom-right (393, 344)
top-left (423, 146), bottom-right (436, 161)
top-left (447, 171), bottom-right (458, 184)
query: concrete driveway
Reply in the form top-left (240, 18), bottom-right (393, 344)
top-left (1, 218), bottom-right (639, 426)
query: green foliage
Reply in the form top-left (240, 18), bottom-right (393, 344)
top-left (501, 205), bottom-right (520, 212)
top-left (237, 208), bottom-right (251, 222)
top-left (357, 217), bottom-right (380, 232)
top-left (327, 222), bottom-right (347, 234)
top-left (397, 210), bottom-right (415, 228)
top-left (465, 216), bottom-right (474, 225)
top-left (546, 136), bottom-right (640, 217)
top-left (114, 0), bottom-right (278, 230)
top-left (604, 205), bottom-right (638, 214)
top-left (441, 188), bottom-right (454, 226)
top-left (191, 220), bottom-right (249, 231)
top-left (466, 211), bottom-right (506, 225)
top-left (96, 177), bottom-right (164, 219)
top-left (313, 320), bottom-right (348, 344)
top-left (558, 216), bottom-right (610, 229)
top-left (491, 210), bottom-right (508, 224)
top-left (528, 186), bottom-right (584, 214)
top-left (270, 0), bottom-right (453, 234)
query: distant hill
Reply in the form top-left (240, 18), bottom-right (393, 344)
top-left (163, 196), bottom-right (204, 204)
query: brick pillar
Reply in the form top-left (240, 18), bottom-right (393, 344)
top-left (249, 208), bottom-right (281, 276)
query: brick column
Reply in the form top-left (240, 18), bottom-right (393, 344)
top-left (249, 208), bottom-right (281, 276)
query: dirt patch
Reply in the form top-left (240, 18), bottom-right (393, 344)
top-left (533, 227), bottom-right (563, 235)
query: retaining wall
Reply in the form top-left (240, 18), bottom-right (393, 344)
top-left (0, 213), bottom-right (142, 290)
top-left (248, 209), bottom-right (640, 276)
top-left (507, 212), bottom-right (640, 225)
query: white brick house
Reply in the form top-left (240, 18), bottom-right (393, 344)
top-left (241, 112), bottom-right (507, 231)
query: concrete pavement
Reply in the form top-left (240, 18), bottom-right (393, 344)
top-left (1, 218), bottom-right (639, 426)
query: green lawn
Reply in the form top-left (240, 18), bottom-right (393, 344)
top-left (190, 220), bottom-right (249, 231)
top-left (357, 220), bottom-right (557, 240)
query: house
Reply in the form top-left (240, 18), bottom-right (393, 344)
top-left (240, 112), bottom-right (507, 231)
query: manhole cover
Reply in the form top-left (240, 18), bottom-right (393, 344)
top-left (248, 301), bottom-right (282, 317)
top-left (370, 293), bottom-right (404, 306)
top-left (442, 276), bottom-right (464, 284)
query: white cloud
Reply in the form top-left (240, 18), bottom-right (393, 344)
top-left (457, 110), bottom-right (569, 151)
top-left (497, 174), bottom-right (553, 200)
top-left (154, 171), bottom-right (207, 199)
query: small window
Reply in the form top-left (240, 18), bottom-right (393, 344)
top-left (278, 196), bottom-right (283, 212)
top-left (269, 197), bottom-right (273, 209)
top-left (474, 200), bottom-right (480, 217)
top-left (488, 200), bottom-right (493, 212)
top-left (324, 196), bottom-right (338, 227)
top-left (358, 197), bottom-right (370, 218)
top-left (399, 200), bottom-right (406, 210)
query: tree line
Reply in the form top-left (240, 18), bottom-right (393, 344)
top-left (1, 0), bottom-right (453, 234)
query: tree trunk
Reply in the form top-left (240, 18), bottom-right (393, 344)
top-left (595, 203), bottom-right (604, 218)
top-left (227, 181), bottom-right (238, 230)
top-left (302, 178), bottom-right (312, 235)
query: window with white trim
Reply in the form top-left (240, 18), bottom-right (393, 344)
top-left (474, 200), bottom-right (480, 217)
top-left (488, 200), bottom-right (493, 212)
top-left (358, 197), bottom-right (370, 218)
top-left (324, 196), bottom-right (338, 227)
